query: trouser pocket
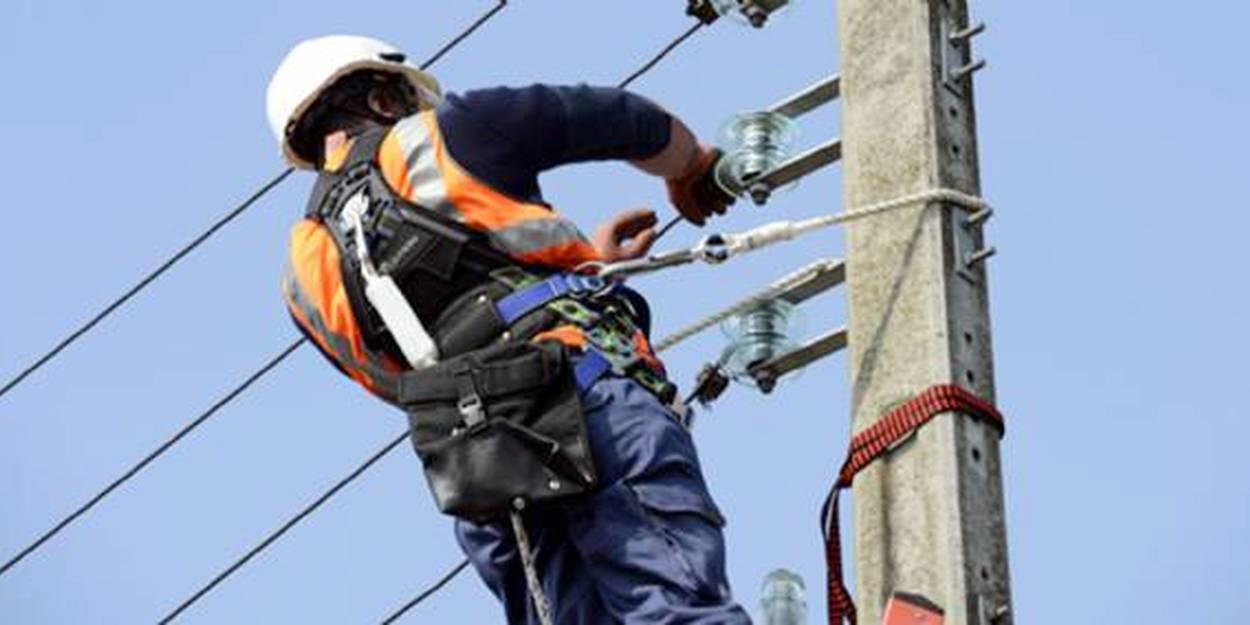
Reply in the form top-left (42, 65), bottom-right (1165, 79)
top-left (627, 479), bottom-right (730, 602)
top-left (400, 341), bottom-right (597, 523)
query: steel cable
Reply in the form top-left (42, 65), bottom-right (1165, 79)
top-left (0, 337), bottom-right (307, 580)
top-left (617, 21), bottom-right (705, 89)
top-left (616, 21), bottom-right (708, 245)
top-left (157, 429), bottom-right (410, 624)
top-left (419, 1), bottom-right (508, 71)
top-left (379, 558), bottom-right (472, 624)
top-left (0, 170), bottom-right (294, 402)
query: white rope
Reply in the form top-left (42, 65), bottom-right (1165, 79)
top-left (653, 188), bottom-right (988, 353)
top-left (740, 187), bottom-right (989, 246)
top-left (829, 187), bottom-right (988, 226)
top-left (654, 259), bottom-right (841, 353)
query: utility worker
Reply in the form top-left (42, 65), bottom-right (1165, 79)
top-left (267, 35), bottom-right (750, 624)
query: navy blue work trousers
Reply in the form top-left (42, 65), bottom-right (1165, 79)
top-left (455, 375), bottom-right (752, 624)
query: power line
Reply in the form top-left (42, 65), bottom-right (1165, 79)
top-left (380, 558), bottom-right (472, 624)
top-left (655, 214), bottom-right (685, 244)
top-left (0, 338), bottom-right (307, 581)
top-left (419, 1), bottom-right (508, 71)
top-left (158, 429), bottom-right (410, 624)
top-left (617, 21), bottom-right (705, 89)
top-left (0, 169), bottom-right (294, 402)
top-left (617, 20), bottom-right (708, 244)
top-left (0, 0), bottom-right (513, 405)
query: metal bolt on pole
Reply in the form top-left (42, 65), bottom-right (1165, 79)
top-left (837, 0), bottom-right (1012, 623)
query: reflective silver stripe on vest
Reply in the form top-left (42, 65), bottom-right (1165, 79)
top-left (490, 216), bottom-right (592, 258)
top-left (393, 115), bottom-right (458, 219)
top-left (393, 113), bottom-right (593, 261)
top-left (281, 262), bottom-right (401, 403)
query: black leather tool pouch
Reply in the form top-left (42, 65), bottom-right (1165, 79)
top-left (398, 341), bottom-right (597, 523)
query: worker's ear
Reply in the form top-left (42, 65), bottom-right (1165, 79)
top-left (367, 84), bottom-right (418, 122)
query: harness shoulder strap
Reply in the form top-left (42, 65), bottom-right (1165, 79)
top-left (301, 128), bottom-right (398, 356)
top-left (304, 127), bottom-right (389, 220)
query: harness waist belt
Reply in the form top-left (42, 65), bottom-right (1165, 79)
top-left (495, 274), bottom-right (612, 325)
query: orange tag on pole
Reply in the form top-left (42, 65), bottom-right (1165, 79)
top-left (882, 592), bottom-right (944, 625)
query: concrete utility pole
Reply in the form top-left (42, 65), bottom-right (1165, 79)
top-left (837, 0), bottom-right (1012, 623)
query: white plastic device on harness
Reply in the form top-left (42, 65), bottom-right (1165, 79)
top-left (342, 192), bottom-right (441, 370)
top-left (346, 196), bottom-right (555, 624)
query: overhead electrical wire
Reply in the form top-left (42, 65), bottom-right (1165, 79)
top-left (418, 1), bottom-right (508, 71)
top-left (0, 170), bottom-right (293, 402)
top-left (0, 338), bottom-right (308, 580)
top-left (0, 0), bottom-right (512, 584)
top-left (617, 21), bottom-right (705, 89)
top-left (655, 213), bottom-right (686, 243)
top-left (157, 429), bottom-right (410, 624)
top-left (0, 1), bottom-right (512, 404)
top-left (156, 15), bottom-right (715, 623)
top-left (379, 558), bottom-right (473, 624)
top-left (616, 21), bottom-right (709, 245)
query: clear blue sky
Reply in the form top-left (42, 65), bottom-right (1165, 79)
top-left (2, 1), bottom-right (1247, 623)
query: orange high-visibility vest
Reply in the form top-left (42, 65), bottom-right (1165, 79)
top-left (282, 112), bottom-right (605, 401)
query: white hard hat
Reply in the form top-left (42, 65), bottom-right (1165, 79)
top-left (266, 35), bottom-right (442, 169)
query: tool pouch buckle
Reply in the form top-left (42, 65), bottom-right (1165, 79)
top-left (398, 341), bottom-right (597, 523)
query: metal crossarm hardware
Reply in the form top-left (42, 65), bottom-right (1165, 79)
top-left (687, 0), bottom-right (791, 27)
top-left (775, 260), bottom-right (845, 305)
top-left (655, 258), bottom-right (843, 354)
top-left (754, 139), bottom-right (843, 195)
top-left (717, 74), bottom-right (844, 204)
top-left (768, 75), bottom-right (841, 118)
top-left (747, 327), bottom-right (848, 393)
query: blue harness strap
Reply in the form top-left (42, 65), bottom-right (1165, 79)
top-left (494, 274), bottom-right (610, 325)
top-left (492, 273), bottom-right (653, 398)
top-left (573, 350), bottom-right (613, 393)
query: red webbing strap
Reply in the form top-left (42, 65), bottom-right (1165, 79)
top-left (822, 384), bottom-right (1004, 625)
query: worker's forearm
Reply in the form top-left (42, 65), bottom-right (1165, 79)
top-left (632, 117), bottom-right (701, 180)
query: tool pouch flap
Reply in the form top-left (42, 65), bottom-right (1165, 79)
top-left (398, 341), bottom-right (597, 522)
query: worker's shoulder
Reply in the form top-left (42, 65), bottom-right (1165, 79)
top-left (440, 83), bottom-right (633, 112)
top-left (430, 85), bottom-right (567, 154)
top-left (435, 84), bottom-right (567, 127)
top-left (441, 83), bottom-right (574, 107)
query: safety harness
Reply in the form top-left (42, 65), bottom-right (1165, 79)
top-left (298, 126), bottom-right (687, 625)
top-left (298, 123), bottom-right (690, 512)
top-left (822, 384), bottom-right (1005, 625)
top-left (303, 126), bottom-right (673, 401)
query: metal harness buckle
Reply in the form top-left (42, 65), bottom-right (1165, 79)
top-left (454, 367), bottom-right (487, 431)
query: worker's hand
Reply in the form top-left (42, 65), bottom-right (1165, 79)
top-left (592, 209), bottom-right (659, 262)
top-left (665, 146), bottom-right (735, 227)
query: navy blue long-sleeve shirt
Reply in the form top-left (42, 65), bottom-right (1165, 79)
top-left (435, 84), bottom-right (673, 203)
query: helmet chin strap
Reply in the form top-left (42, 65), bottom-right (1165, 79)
top-left (298, 74), bottom-right (422, 165)
top-left (314, 96), bottom-right (415, 167)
